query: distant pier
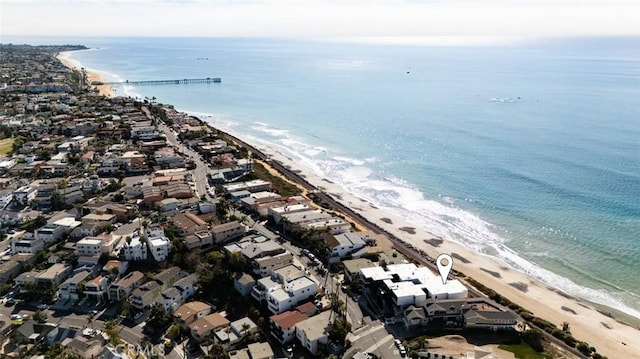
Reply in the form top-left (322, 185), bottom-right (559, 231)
top-left (91, 77), bottom-right (221, 86)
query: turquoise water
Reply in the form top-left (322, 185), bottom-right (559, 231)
top-left (24, 36), bottom-right (640, 317)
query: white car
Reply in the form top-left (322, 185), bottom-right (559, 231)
top-left (10, 314), bottom-right (21, 320)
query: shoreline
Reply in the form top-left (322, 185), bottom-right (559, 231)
top-left (196, 114), bottom-right (640, 359)
top-left (53, 50), bottom-right (640, 357)
top-left (56, 51), bottom-right (113, 97)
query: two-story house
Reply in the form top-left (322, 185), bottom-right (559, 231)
top-left (173, 301), bottom-right (212, 329)
top-left (108, 271), bottom-right (145, 301)
top-left (83, 275), bottom-right (109, 302)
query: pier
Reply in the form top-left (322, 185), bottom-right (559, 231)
top-left (91, 77), bottom-right (221, 86)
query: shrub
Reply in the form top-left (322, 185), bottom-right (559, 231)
top-left (576, 342), bottom-right (591, 356)
top-left (551, 328), bottom-right (566, 340)
top-left (563, 335), bottom-right (577, 348)
top-left (522, 329), bottom-right (544, 352)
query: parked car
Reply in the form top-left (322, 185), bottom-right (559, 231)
top-left (37, 304), bottom-right (49, 310)
top-left (5, 298), bottom-right (15, 306)
top-left (10, 314), bottom-right (21, 320)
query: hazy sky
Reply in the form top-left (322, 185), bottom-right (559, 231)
top-left (1, 0), bottom-right (639, 39)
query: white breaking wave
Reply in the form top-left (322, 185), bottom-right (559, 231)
top-left (198, 115), bottom-right (640, 319)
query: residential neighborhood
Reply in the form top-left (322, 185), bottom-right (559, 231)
top-left (0, 44), bottom-right (537, 359)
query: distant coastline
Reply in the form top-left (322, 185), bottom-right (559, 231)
top-left (58, 42), bottom-right (640, 358)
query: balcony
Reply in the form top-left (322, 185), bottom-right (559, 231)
top-left (251, 287), bottom-right (264, 301)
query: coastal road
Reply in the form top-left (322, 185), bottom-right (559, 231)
top-left (157, 121), bottom-right (210, 200)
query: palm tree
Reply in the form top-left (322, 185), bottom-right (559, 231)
top-left (216, 197), bottom-right (230, 220)
top-left (87, 312), bottom-right (95, 329)
top-left (241, 323), bottom-right (251, 343)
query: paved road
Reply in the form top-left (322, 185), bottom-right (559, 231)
top-left (344, 292), bottom-right (364, 329)
top-left (157, 121), bottom-right (210, 200)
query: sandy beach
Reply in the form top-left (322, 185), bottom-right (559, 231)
top-left (219, 130), bottom-right (640, 359)
top-left (51, 48), bottom-right (639, 356)
top-left (56, 51), bottom-right (113, 97)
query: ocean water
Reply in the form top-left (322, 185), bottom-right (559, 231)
top-left (26, 36), bottom-right (640, 318)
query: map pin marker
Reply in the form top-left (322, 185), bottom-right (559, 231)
top-left (436, 253), bottom-right (453, 285)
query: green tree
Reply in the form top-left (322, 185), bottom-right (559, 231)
top-left (228, 251), bottom-right (245, 271)
top-left (120, 298), bottom-right (131, 318)
top-left (43, 343), bottom-right (65, 358)
top-left (328, 318), bottom-right (351, 343)
top-left (166, 324), bottom-right (182, 341)
top-left (104, 320), bottom-right (120, 346)
top-left (206, 342), bottom-right (229, 359)
top-left (33, 310), bottom-right (47, 323)
top-left (216, 197), bottom-right (231, 220)
top-left (0, 284), bottom-right (12, 296)
top-left (328, 292), bottom-right (345, 316)
top-left (77, 281), bottom-right (87, 299)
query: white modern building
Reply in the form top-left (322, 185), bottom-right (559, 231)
top-left (75, 237), bottom-right (103, 257)
top-left (11, 236), bottom-right (45, 254)
top-left (144, 224), bottom-right (171, 261)
top-left (13, 185), bottom-right (37, 206)
top-left (121, 235), bottom-right (148, 261)
top-left (147, 237), bottom-right (171, 261)
top-left (84, 275), bottom-right (109, 302)
top-left (268, 204), bottom-right (312, 225)
top-left (266, 276), bottom-right (317, 314)
top-left (360, 263), bottom-right (468, 308)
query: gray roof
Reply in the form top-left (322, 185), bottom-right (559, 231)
top-left (404, 305), bottom-right (426, 320)
top-left (174, 273), bottom-right (199, 290)
top-left (464, 310), bottom-right (517, 321)
top-left (240, 238), bottom-right (285, 259)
